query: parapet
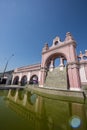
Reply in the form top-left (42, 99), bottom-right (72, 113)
top-left (78, 50), bottom-right (87, 61)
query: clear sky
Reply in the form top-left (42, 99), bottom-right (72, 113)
top-left (0, 0), bottom-right (87, 72)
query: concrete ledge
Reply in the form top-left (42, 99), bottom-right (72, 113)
top-left (0, 85), bottom-right (25, 90)
top-left (26, 85), bottom-right (86, 103)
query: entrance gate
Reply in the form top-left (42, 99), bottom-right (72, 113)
top-left (40, 32), bottom-right (81, 90)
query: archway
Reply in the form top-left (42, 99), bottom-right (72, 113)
top-left (13, 76), bottom-right (19, 85)
top-left (44, 52), bottom-right (68, 89)
top-left (40, 33), bottom-right (81, 90)
top-left (45, 52), bottom-right (67, 70)
top-left (21, 75), bottom-right (27, 86)
top-left (29, 75), bottom-right (38, 85)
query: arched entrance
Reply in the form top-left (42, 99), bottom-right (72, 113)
top-left (13, 76), bottom-right (19, 85)
top-left (45, 53), bottom-right (66, 70)
top-left (29, 75), bottom-right (38, 85)
top-left (44, 53), bottom-right (67, 89)
top-left (40, 32), bottom-right (81, 90)
top-left (21, 75), bottom-right (27, 86)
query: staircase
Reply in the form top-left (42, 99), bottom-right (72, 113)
top-left (44, 67), bottom-right (67, 89)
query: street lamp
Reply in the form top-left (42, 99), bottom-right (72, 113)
top-left (3, 54), bottom-right (14, 78)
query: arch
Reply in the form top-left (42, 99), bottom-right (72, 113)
top-left (40, 34), bottom-right (81, 90)
top-left (43, 52), bottom-right (68, 89)
top-left (83, 56), bottom-right (87, 60)
top-left (21, 75), bottom-right (27, 86)
top-left (45, 52), bottom-right (67, 68)
top-left (29, 75), bottom-right (38, 85)
top-left (13, 76), bottom-right (19, 85)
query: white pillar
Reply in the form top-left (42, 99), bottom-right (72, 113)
top-left (11, 74), bottom-right (15, 85)
top-left (27, 72), bottom-right (31, 84)
top-left (59, 57), bottom-right (64, 71)
top-left (49, 59), bottom-right (54, 71)
top-left (38, 71), bottom-right (41, 82)
top-left (19, 73), bottom-right (22, 85)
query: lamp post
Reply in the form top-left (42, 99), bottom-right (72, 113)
top-left (3, 54), bottom-right (14, 78)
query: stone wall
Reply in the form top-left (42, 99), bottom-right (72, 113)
top-left (44, 67), bottom-right (67, 89)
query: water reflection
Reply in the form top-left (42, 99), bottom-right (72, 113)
top-left (6, 89), bottom-right (87, 130)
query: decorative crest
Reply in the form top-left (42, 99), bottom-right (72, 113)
top-left (53, 36), bottom-right (61, 46)
top-left (65, 32), bottom-right (74, 41)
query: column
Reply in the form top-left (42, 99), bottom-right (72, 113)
top-left (38, 71), bottom-right (41, 83)
top-left (68, 63), bottom-right (81, 90)
top-left (27, 72), bottom-right (31, 84)
top-left (39, 67), bottom-right (47, 87)
top-left (59, 57), bottom-right (64, 71)
top-left (49, 59), bottom-right (54, 71)
top-left (18, 73), bottom-right (22, 85)
top-left (11, 74), bottom-right (15, 85)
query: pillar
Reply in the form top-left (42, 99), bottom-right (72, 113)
top-left (11, 75), bottom-right (14, 85)
top-left (39, 67), bottom-right (47, 87)
top-left (68, 63), bottom-right (81, 90)
top-left (18, 73), bottom-right (22, 85)
top-left (65, 32), bottom-right (81, 90)
top-left (27, 72), bottom-right (31, 84)
top-left (59, 57), bottom-right (64, 71)
top-left (49, 59), bottom-right (54, 71)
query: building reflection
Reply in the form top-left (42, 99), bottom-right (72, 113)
top-left (7, 89), bottom-right (87, 130)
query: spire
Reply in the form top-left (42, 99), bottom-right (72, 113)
top-left (42, 43), bottom-right (49, 53)
top-left (65, 32), bottom-right (74, 41)
top-left (53, 36), bottom-right (61, 46)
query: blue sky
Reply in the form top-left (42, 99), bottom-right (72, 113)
top-left (0, 0), bottom-right (87, 72)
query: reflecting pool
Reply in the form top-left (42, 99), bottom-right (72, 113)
top-left (0, 89), bottom-right (87, 130)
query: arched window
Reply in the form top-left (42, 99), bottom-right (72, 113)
top-left (13, 76), bottom-right (19, 85)
top-left (83, 56), bottom-right (87, 60)
top-left (21, 75), bottom-right (27, 86)
top-left (29, 75), bottom-right (38, 85)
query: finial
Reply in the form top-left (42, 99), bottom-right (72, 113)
top-left (79, 51), bottom-right (83, 60)
top-left (80, 51), bottom-right (82, 54)
top-left (65, 32), bottom-right (74, 41)
top-left (85, 50), bottom-right (87, 56)
top-left (42, 43), bottom-right (49, 52)
top-left (44, 43), bottom-right (48, 47)
top-left (53, 36), bottom-right (61, 46)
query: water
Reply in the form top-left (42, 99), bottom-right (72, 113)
top-left (0, 89), bottom-right (87, 130)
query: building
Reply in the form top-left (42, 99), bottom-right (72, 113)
top-left (0, 70), bottom-right (14, 84)
top-left (11, 32), bottom-right (87, 91)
